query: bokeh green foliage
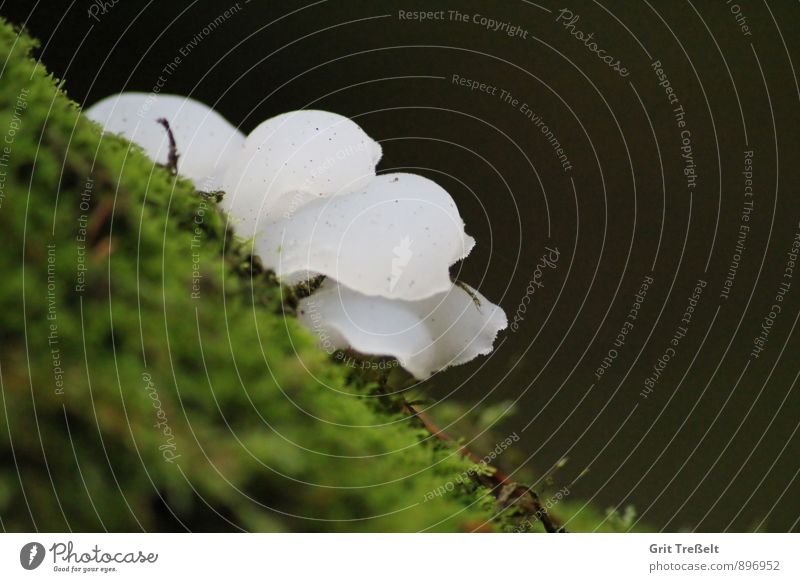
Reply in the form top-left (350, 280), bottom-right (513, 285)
top-left (0, 19), bottom-right (635, 533)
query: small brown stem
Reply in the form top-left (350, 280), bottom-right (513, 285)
top-left (401, 400), bottom-right (564, 533)
top-left (156, 118), bottom-right (179, 175)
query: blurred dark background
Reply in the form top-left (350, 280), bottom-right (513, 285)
top-left (3, 0), bottom-right (798, 531)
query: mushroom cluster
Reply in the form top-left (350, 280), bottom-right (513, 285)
top-left (86, 93), bottom-right (507, 379)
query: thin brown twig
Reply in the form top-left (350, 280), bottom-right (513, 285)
top-left (401, 400), bottom-right (564, 533)
top-left (156, 118), bottom-right (180, 175)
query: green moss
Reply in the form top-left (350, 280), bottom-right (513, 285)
top-left (0, 19), bottom-right (637, 532)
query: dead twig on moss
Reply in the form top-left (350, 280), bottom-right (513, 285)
top-left (156, 118), bottom-right (180, 175)
top-left (401, 399), bottom-right (565, 533)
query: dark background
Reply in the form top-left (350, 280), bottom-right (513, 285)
top-left (3, 0), bottom-right (799, 531)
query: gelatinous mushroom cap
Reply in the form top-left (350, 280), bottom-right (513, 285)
top-left (257, 172), bottom-right (475, 301)
top-left (298, 279), bottom-right (507, 379)
top-left (221, 110), bottom-right (382, 237)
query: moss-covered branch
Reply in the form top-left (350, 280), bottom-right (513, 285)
top-left (0, 19), bottom-right (641, 532)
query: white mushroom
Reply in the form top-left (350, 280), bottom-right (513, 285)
top-left (220, 110), bottom-right (382, 237)
top-left (256, 172), bottom-right (475, 300)
top-left (298, 279), bottom-right (507, 379)
top-left (85, 92), bottom-right (245, 191)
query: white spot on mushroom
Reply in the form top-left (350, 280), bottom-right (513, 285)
top-left (298, 279), bottom-right (507, 379)
top-left (256, 173), bottom-right (475, 300)
top-left (221, 110), bottom-right (382, 238)
top-left (85, 92), bottom-right (245, 191)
